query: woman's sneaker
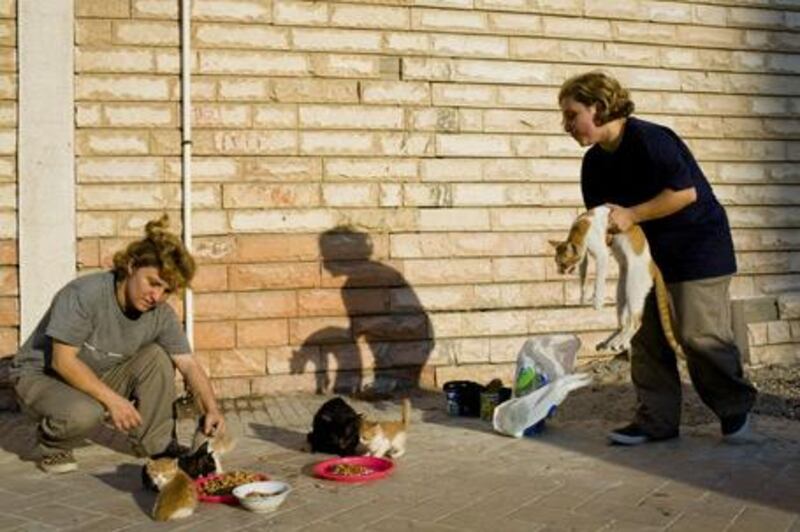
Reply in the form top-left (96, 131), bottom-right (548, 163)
top-left (38, 450), bottom-right (77, 474)
top-left (608, 423), bottom-right (678, 446)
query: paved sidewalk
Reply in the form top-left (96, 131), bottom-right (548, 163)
top-left (0, 392), bottom-right (798, 531)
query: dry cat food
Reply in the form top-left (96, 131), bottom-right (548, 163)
top-left (202, 471), bottom-right (264, 496)
top-left (330, 463), bottom-right (372, 476)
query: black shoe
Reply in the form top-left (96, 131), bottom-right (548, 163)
top-left (721, 413), bottom-right (756, 444)
top-left (608, 423), bottom-right (678, 446)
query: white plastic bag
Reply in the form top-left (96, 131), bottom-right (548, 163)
top-left (493, 334), bottom-right (592, 438)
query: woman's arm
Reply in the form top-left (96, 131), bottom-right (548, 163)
top-left (172, 354), bottom-right (226, 436)
top-left (607, 187), bottom-right (697, 233)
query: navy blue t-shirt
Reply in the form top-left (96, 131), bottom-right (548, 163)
top-left (581, 117), bottom-right (736, 283)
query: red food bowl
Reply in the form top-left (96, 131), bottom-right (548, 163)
top-left (312, 456), bottom-right (394, 483)
top-left (195, 472), bottom-right (269, 504)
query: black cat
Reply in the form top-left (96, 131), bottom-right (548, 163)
top-left (307, 397), bottom-right (361, 456)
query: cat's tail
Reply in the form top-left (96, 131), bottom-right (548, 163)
top-left (652, 264), bottom-right (686, 359)
top-left (401, 398), bottom-right (411, 427)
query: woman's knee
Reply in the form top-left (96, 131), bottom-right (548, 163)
top-left (42, 400), bottom-right (105, 440)
top-left (132, 344), bottom-right (175, 380)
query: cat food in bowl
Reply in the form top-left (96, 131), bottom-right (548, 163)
top-left (232, 480), bottom-right (291, 513)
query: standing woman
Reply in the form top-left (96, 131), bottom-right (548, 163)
top-left (558, 71), bottom-right (757, 445)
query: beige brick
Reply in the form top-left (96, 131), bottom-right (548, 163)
top-left (194, 321), bottom-right (236, 350)
top-left (0, 0), bottom-right (13, 18)
top-left (330, 4), bottom-right (409, 29)
top-left (310, 54), bottom-right (381, 79)
top-left (418, 208), bottom-right (489, 231)
top-left (76, 131), bottom-right (149, 156)
top-left (420, 158), bottom-right (481, 182)
top-left (194, 293), bottom-right (236, 321)
top-left (194, 130), bottom-right (296, 156)
top-left (432, 34), bottom-right (508, 58)
top-left (76, 75), bottom-right (173, 101)
top-left (434, 363), bottom-right (513, 387)
top-left (218, 78), bottom-right (269, 100)
top-left (230, 263), bottom-right (319, 290)
top-left (492, 257), bottom-right (547, 282)
top-left (383, 32), bottom-right (430, 54)
top-left (106, 104), bottom-right (177, 127)
top-left (324, 158), bottom-right (417, 182)
top-left (167, 157), bottom-right (240, 182)
top-left (361, 81), bottom-right (430, 105)
top-left (78, 184), bottom-right (180, 210)
top-left (437, 134), bottom-right (512, 157)
top-left (377, 133), bottom-right (433, 157)
top-left (191, 77), bottom-right (217, 100)
top-left (380, 184), bottom-right (403, 207)
top-left (403, 184), bottom-right (451, 207)
top-left (299, 105), bottom-right (403, 130)
top-left (0, 183), bottom-right (13, 209)
top-left (269, 79), bottom-right (359, 103)
top-left (729, 7), bottom-right (785, 29)
top-left (0, 241), bottom-right (16, 265)
top-left (192, 264), bottom-right (228, 292)
top-left (395, 285), bottom-right (473, 312)
top-left (76, 212), bottom-right (116, 238)
top-left (544, 16), bottom-right (611, 39)
top-left (292, 28), bottom-right (382, 53)
top-left (237, 319), bottom-right (288, 348)
top-left (192, 235), bottom-right (236, 264)
top-left (252, 105), bottom-right (296, 129)
top-left (766, 320), bottom-right (792, 344)
top-left (0, 157), bottom-right (13, 182)
top-left (403, 258), bottom-right (491, 285)
top-left (204, 349), bottom-right (266, 378)
top-left (0, 74), bottom-right (14, 100)
top-left (432, 83), bottom-right (496, 107)
top-left (195, 23), bottom-right (288, 49)
top-left (300, 131), bottom-right (373, 155)
top-left (0, 296), bottom-right (18, 326)
top-left (77, 0), bottom-right (130, 18)
top-left (792, 320), bottom-right (800, 340)
top-left (76, 19), bottom-right (111, 46)
top-left (693, 5), bottom-right (726, 26)
top-left (409, 108), bottom-right (456, 132)
top-left (299, 288), bottom-right (389, 317)
top-left (199, 50), bottom-right (309, 76)
top-left (236, 291), bottom-right (297, 319)
top-left (677, 25), bottom-right (743, 48)
top-left (223, 183), bottom-right (319, 209)
top-left (779, 293), bottom-right (800, 319)
top-left (77, 157), bottom-right (164, 183)
top-left (132, 0), bottom-right (178, 18)
top-left (488, 13), bottom-right (542, 34)
top-left (193, 103), bottom-right (250, 128)
top-left (193, 0), bottom-right (271, 22)
top-left (273, 0), bottom-right (328, 26)
top-left (613, 21), bottom-right (676, 42)
top-left (243, 157), bottom-right (321, 182)
top-left (112, 20), bottom-right (178, 46)
top-left (289, 316), bottom-right (352, 345)
top-left (411, 8), bottom-right (487, 32)
top-left (322, 184), bottom-right (378, 207)
top-left (490, 207), bottom-right (577, 231)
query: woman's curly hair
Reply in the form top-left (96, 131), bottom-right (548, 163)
top-left (559, 71), bottom-right (635, 125)
top-left (112, 214), bottom-right (195, 292)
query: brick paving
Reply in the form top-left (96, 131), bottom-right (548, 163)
top-left (0, 391), bottom-right (798, 531)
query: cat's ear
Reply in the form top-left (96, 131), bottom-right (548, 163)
top-left (548, 239), bottom-right (562, 249)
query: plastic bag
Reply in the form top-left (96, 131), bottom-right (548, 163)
top-left (493, 334), bottom-right (592, 438)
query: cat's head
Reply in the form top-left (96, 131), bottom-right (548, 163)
top-left (549, 239), bottom-right (581, 274)
top-left (358, 416), bottom-right (381, 445)
top-left (145, 457), bottom-right (180, 489)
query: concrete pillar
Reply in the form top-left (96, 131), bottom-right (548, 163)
top-left (18, 0), bottom-right (76, 338)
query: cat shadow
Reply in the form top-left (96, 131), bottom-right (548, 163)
top-left (92, 462), bottom-right (155, 515)
top-left (248, 423), bottom-right (309, 453)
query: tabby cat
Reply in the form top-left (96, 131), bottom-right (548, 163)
top-left (550, 205), bottom-right (685, 357)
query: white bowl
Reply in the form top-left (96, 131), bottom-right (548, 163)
top-left (232, 480), bottom-right (291, 513)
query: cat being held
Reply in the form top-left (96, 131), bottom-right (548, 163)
top-left (359, 398), bottom-right (411, 458)
top-left (145, 457), bottom-right (198, 521)
top-left (550, 205), bottom-right (684, 357)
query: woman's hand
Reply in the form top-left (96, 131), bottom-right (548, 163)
top-left (606, 203), bottom-right (636, 233)
top-left (105, 395), bottom-right (143, 432)
top-left (203, 410), bottom-right (226, 436)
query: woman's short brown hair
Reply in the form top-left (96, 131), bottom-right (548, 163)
top-left (559, 71), bottom-right (635, 124)
top-left (112, 214), bottom-right (196, 292)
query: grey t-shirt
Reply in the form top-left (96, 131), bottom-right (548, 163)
top-left (12, 271), bottom-right (192, 377)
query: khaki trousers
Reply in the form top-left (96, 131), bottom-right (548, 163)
top-left (14, 344), bottom-right (175, 457)
top-left (631, 275), bottom-right (757, 438)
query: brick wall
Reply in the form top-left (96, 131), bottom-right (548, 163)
top-left (67, 0), bottom-right (800, 397)
top-left (0, 0), bottom-right (15, 361)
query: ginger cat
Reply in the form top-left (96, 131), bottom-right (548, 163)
top-left (145, 457), bottom-right (198, 521)
top-left (550, 205), bottom-right (685, 358)
top-left (359, 398), bottom-right (411, 458)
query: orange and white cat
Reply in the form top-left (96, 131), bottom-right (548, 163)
top-left (550, 205), bottom-right (684, 357)
top-left (359, 398), bottom-right (411, 458)
top-left (145, 457), bottom-right (198, 521)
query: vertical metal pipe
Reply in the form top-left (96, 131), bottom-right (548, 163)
top-left (180, 0), bottom-right (194, 347)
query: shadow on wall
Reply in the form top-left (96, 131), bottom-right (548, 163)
top-left (290, 226), bottom-right (435, 395)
